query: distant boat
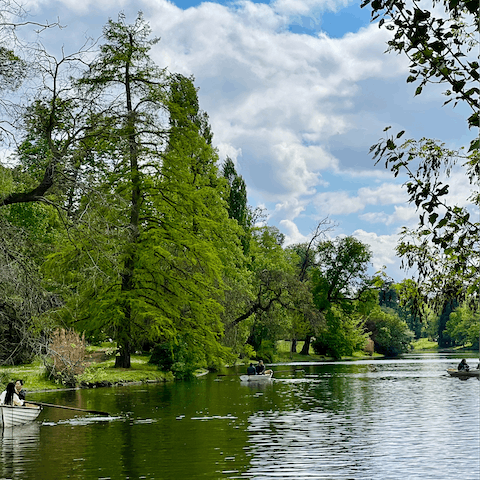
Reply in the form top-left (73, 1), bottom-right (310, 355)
top-left (447, 368), bottom-right (480, 378)
top-left (240, 371), bottom-right (274, 382)
top-left (0, 405), bottom-right (42, 428)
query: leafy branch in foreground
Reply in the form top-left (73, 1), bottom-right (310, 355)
top-left (363, 0), bottom-right (479, 306)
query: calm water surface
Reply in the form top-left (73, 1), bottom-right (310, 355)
top-left (0, 353), bottom-right (478, 479)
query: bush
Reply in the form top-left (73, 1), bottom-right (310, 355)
top-left (365, 307), bottom-right (413, 357)
top-left (149, 340), bottom-right (197, 380)
top-left (312, 308), bottom-right (366, 359)
top-left (45, 329), bottom-right (86, 387)
top-left (149, 343), bottom-right (175, 372)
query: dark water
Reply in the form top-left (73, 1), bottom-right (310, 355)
top-left (0, 354), bottom-right (478, 480)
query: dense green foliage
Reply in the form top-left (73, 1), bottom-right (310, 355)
top-left (363, 0), bottom-right (479, 343)
top-left (13, 5), bottom-right (480, 375)
top-left (445, 302), bottom-right (479, 349)
top-left (358, 0), bottom-right (480, 353)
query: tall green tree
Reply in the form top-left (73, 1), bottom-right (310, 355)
top-left (44, 15), bottom-right (238, 373)
top-left (311, 236), bottom-right (375, 358)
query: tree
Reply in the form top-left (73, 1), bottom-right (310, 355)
top-left (364, 305), bottom-right (413, 356)
top-left (362, 0), bottom-right (479, 329)
top-left (445, 302), bottom-right (480, 348)
top-left (310, 236), bottom-right (376, 358)
top-left (378, 278), bottom-right (423, 338)
top-left (42, 15), bottom-right (239, 374)
top-left (287, 218), bottom-right (334, 353)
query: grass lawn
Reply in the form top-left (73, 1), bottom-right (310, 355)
top-left (0, 354), bottom-right (171, 393)
top-left (411, 338), bottom-right (439, 351)
top-left (274, 340), bottom-right (380, 363)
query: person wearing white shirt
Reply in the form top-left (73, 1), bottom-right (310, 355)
top-left (0, 382), bottom-right (24, 406)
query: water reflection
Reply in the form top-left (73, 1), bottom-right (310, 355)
top-left (0, 355), bottom-right (477, 479)
top-left (0, 422), bottom-right (41, 479)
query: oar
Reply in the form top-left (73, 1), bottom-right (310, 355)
top-left (28, 401), bottom-right (110, 416)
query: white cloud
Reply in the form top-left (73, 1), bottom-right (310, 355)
top-left (352, 229), bottom-right (400, 271)
top-left (313, 191), bottom-right (365, 215)
top-left (313, 183), bottom-right (407, 217)
top-left (357, 183), bottom-right (406, 205)
top-left (15, 0), bottom-right (468, 281)
top-left (280, 219), bottom-right (310, 245)
top-left (273, 0), bottom-right (351, 16)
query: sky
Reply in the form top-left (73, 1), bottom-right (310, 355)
top-left (16, 0), bottom-right (475, 280)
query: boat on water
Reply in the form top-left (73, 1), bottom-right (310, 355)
top-left (0, 405), bottom-right (42, 428)
top-left (447, 368), bottom-right (480, 378)
top-left (240, 371), bottom-right (274, 382)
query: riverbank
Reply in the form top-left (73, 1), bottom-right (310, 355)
top-left (2, 338), bottom-right (477, 394)
top-left (0, 354), bottom-right (173, 394)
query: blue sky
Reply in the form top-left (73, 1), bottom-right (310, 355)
top-left (18, 0), bottom-right (475, 280)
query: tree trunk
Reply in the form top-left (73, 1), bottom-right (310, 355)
top-left (115, 340), bottom-right (131, 368)
top-left (290, 339), bottom-right (297, 353)
top-left (300, 335), bottom-right (311, 355)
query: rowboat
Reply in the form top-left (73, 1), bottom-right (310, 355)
top-left (240, 371), bottom-right (274, 382)
top-left (0, 405), bottom-right (42, 428)
top-left (447, 368), bottom-right (480, 378)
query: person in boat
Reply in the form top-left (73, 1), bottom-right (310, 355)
top-left (457, 359), bottom-right (470, 372)
top-left (247, 363), bottom-right (256, 375)
top-left (0, 382), bottom-right (25, 406)
top-left (255, 360), bottom-right (266, 375)
top-left (255, 360), bottom-right (273, 376)
top-left (15, 379), bottom-right (26, 401)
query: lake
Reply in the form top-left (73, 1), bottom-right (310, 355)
top-left (1, 353), bottom-right (478, 479)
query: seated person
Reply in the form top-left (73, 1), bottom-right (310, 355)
top-left (255, 360), bottom-right (266, 375)
top-left (15, 379), bottom-right (26, 401)
top-left (0, 382), bottom-right (24, 406)
top-left (457, 359), bottom-right (470, 371)
top-left (247, 363), bottom-right (256, 375)
top-left (255, 360), bottom-right (273, 376)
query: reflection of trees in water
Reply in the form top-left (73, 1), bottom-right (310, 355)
top-left (0, 422), bottom-right (41, 478)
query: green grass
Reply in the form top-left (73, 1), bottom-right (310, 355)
top-left (0, 360), bottom-right (65, 392)
top-left (412, 338), bottom-right (439, 351)
top-left (274, 340), bottom-right (380, 362)
top-left (0, 354), bottom-right (172, 393)
top-left (78, 355), bottom-right (173, 384)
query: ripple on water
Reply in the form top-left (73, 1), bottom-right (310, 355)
top-left (239, 367), bottom-right (479, 480)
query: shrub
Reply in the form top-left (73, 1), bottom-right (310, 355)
top-left (365, 307), bottom-right (413, 356)
top-left (45, 329), bottom-right (86, 387)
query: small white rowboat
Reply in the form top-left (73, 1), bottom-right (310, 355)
top-left (447, 368), bottom-right (480, 378)
top-left (240, 371), bottom-right (274, 382)
top-left (0, 405), bottom-right (42, 428)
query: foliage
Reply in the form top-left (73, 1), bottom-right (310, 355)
top-left (0, 212), bottom-right (59, 365)
top-left (38, 15), bottom-right (239, 372)
top-left (445, 302), bottom-right (479, 348)
top-left (310, 236), bottom-right (376, 358)
top-left (437, 299), bottom-right (457, 347)
top-left (364, 306), bottom-right (414, 356)
top-left (313, 236), bottom-right (374, 314)
top-left (363, 0), bottom-right (480, 308)
top-left (312, 307), bottom-right (367, 359)
top-left (411, 337), bottom-right (438, 350)
top-left (378, 278), bottom-right (423, 338)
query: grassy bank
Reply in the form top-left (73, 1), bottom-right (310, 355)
top-left (0, 354), bottom-right (173, 393)
top-left (273, 340), bottom-right (381, 363)
top-left (411, 338), bottom-right (439, 351)
top-left (411, 337), bottom-right (479, 353)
